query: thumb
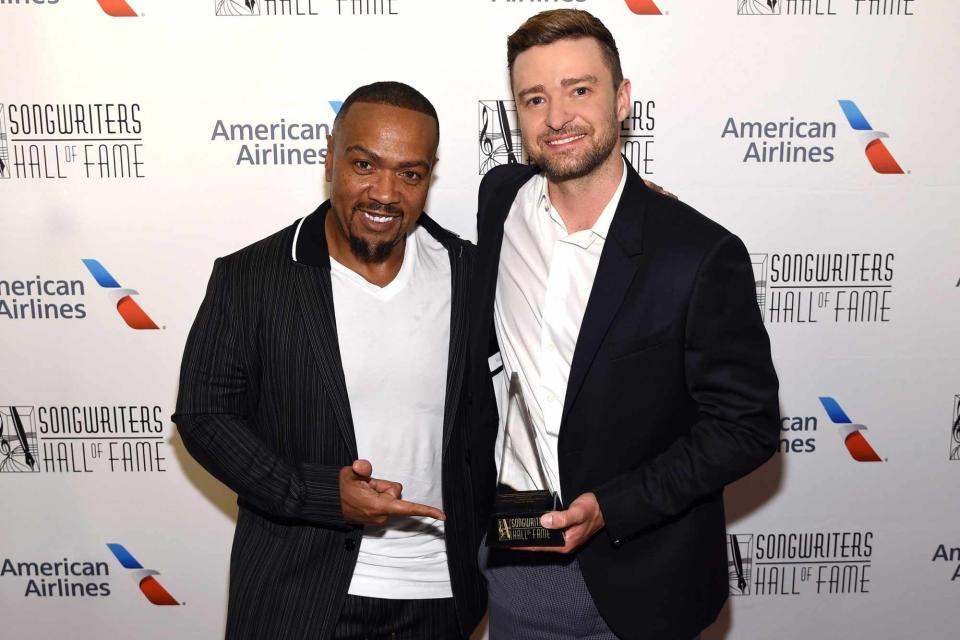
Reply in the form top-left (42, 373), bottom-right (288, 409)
top-left (352, 459), bottom-right (372, 477)
top-left (541, 511), bottom-right (565, 530)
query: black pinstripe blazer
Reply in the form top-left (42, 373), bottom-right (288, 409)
top-left (173, 202), bottom-right (485, 639)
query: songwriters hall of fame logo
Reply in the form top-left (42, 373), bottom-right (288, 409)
top-left (478, 99), bottom-right (656, 175)
top-left (750, 254), bottom-right (768, 322)
top-left (950, 395), bottom-right (960, 461)
top-left (738, 0), bottom-right (780, 14)
top-left (0, 407), bottom-right (39, 473)
top-left (216, 0), bottom-right (258, 15)
top-left (728, 534), bottom-right (754, 595)
top-left (0, 106), bottom-right (9, 180)
top-left (215, 0), bottom-right (398, 16)
top-left (478, 101), bottom-right (528, 175)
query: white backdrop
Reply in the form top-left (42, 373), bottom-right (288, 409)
top-left (1, 1), bottom-right (958, 638)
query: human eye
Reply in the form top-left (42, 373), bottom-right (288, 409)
top-left (526, 95), bottom-right (545, 107)
top-left (354, 160), bottom-right (372, 171)
top-left (400, 170), bottom-right (423, 184)
top-left (574, 86), bottom-right (590, 97)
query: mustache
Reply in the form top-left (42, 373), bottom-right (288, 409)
top-left (353, 202), bottom-right (403, 216)
top-left (538, 125), bottom-right (591, 143)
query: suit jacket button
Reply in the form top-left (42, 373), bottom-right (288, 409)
top-left (344, 538), bottom-right (356, 552)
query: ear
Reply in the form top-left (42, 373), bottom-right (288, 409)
top-left (616, 78), bottom-right (632, 123)
top-left (324, 133), bottom-right (334, 182)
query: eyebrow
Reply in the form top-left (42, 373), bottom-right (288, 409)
top-left (516, 84), bottom-right (545, 102)
top-left (561, 74), bottom-right (599, 88)
top-left (345, 144), bottom-right (432, 171)
top-left (516, 75), bottom-right (600, 101)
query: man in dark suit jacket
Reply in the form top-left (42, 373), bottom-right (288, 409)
top-left (174, 82), bottom-right (485, 639)
top-left (469, 10), bottom-right (780, 640)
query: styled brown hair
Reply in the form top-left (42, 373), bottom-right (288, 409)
top-left (507, 9), bottom-right (623, 89)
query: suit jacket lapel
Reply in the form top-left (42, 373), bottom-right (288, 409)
top-left (560, 166), bottom-right (648, 428)
top-left (293, 204), bottom-right (358, 459)
top-left (442, 242), bottom-right (467, 455)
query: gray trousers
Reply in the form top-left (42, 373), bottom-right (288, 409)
top-left (479, 541), bottom-right (618, 639)
top-left (479, 540), bottom-right (702, 640)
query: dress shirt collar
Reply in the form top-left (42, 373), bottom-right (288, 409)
top-left (535, 157), bottom-right (628, 241)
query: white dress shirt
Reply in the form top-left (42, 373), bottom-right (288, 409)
top-left (493, 160), bottom-right (628, 501)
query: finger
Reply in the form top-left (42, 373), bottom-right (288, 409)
top-left (352, 459), bottom-right (372, 478)
top-left (368, 478), bottom-right (402, 499)
top-left (541, 506), bottom-right (585, 530)
top-left (382, 498), bottom-right (446, 521)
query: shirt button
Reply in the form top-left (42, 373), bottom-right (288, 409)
top-left (344, 538), bottom-right (356, 552)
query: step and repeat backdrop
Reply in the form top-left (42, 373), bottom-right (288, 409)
top-left (1, 1), bottom-right (957, 638)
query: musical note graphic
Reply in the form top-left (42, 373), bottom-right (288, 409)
top-left (478, 100), bottom-right (528, 174)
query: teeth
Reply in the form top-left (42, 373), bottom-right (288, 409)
top-left (363, 212), bottom-right (394, 223)
top-left (547, 134), bottom-right (585, 146)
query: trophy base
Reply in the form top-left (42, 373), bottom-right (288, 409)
top-left (487, 489), bottom-right (564, 547)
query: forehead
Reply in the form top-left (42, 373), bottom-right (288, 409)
top-left (512, 37), bottom-right (612, 88)
top-left (335, 102), bottom-right (438, 159)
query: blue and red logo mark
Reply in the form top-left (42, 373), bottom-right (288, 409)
top-left (819, 397), bottom-right (883, 462)
top-left (106, 543), bottom-right (179, 605)
top-left (82, 259), bottom-right (159, 330)
top-left (838, 100), bottom-right (904, 174)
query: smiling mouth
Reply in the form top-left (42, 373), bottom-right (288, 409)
top-left (362, 210), bottom-right (397, 224)
top-left (545, 134), bottom-right (586, 147)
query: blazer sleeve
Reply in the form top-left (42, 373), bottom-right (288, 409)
top-left (593, 233), bottom-right (780, 543)
top-left (173, 258), bottom-right (347, 528)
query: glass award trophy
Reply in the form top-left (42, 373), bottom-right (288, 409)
top-left (487, 373), bottom-right (564, 547)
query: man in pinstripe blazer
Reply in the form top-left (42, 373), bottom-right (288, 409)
top-left (174, 82), bottom-right (485, 639)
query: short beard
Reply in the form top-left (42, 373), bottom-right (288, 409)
top-left (530, 122), bottom-right (620, 183)
top-left (346, 203), bottom-right (405, 264)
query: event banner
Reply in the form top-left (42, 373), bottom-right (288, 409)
top-left (1, 1), bottom-right (956, 638)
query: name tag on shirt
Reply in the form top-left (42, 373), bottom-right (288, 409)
top-left (488, 352), bottom-right (503, 376)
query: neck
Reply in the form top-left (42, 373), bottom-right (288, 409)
top-left (547, 152), bottom-right (624, 233)
top-left (324, 212), bottom-right (406, 288)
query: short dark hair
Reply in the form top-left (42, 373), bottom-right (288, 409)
top-left (333, 81), bottom-right (439, 137)
top-left (507, 9), bottom-right (623, 89)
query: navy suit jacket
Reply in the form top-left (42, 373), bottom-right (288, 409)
top-left (469, 161), bottom-right (780, 640)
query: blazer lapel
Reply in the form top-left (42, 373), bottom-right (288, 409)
top-left (560, 166), bottom-right (648, 428)
top-left (292, 204), bottom-right (358, 459)
top-left (442, 241), bottom-right (467, 455)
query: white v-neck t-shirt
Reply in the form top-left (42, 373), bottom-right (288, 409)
top-left (330, 225), bottom-right (453, 599)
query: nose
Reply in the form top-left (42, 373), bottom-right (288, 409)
top-left (368, 169), bottom-right (400, 205)
top-left (545, 98), bottom-right (573, 132)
